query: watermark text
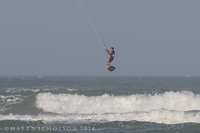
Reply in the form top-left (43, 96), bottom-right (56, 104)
top-left (1, 126), bottom-right (96, 132)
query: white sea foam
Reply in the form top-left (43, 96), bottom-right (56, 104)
top-left (36, 91), bottom-right (200, 114)
top-left (0, 95), bottom-right (25, 112)
top-left (32, 91), bottom-right (200, 124)
top-left (5, 88), bottom-right (41, 93)
top-left (1, 109), bottom-right (200, 124)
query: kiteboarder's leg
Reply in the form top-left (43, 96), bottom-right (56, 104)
top-left (107, 58), bottom-right (112, 66)
top-left (107, 60), bottom-right (112, 66)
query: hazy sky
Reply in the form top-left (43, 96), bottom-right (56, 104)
top-left (0, 0), bottom-right (200, 76)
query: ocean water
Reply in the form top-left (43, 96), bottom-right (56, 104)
top-left (0, 76), bottom-right (200, 133)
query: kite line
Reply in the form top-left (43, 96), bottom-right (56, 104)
top-left (72, 0), bottom-right (109, 51)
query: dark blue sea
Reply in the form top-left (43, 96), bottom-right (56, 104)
top-left (1, 76), bottom-right (200, 133)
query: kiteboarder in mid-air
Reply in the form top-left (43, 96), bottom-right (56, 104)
top-left (106, 47), bottom-right (116, 71)
top-left (106, 47), bottom-right (115, 66)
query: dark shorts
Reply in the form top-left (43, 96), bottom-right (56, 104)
top-left (109, 57), bottom-right (114, 63)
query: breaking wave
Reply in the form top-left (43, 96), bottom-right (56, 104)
top-left (36, 91), bottom-right (200, 114)
top-left (34, 91), bottom-right (200, 124)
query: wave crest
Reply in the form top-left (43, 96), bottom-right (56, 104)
top-left (36, 91), bottom-right (200, 114)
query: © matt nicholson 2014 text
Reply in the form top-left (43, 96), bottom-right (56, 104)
top-left (1, 126), bottom-right (96, 132)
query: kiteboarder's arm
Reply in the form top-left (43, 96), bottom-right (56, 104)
top-left (106, 50), bottom-right (111, 55)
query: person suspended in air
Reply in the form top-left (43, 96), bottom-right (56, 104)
top-left (106, 47), bottom-right (115, 67)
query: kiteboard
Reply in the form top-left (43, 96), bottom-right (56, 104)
top-left (108, 66), bottom-right (116, 72)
